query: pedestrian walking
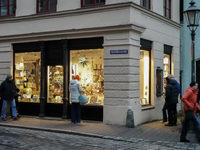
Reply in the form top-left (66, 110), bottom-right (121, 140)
top-left (164, 77), bottom-right (178, 126)
top-left (0, 74), bottom-right (19, 121)
top-left (180, 82), bottom-right (200, 142)
top-left (69, 75), bottom-right (83, 124)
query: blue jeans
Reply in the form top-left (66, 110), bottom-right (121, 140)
top-left (180, 115), bottom-right (200, 140)
top-left (1, 99), bottom-right (17, 118)
top-left (71, 103), bottom-right (81, 123)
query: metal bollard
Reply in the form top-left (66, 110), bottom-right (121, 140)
top-left (126, 109), bottom-right (135, 128)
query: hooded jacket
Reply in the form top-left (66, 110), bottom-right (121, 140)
top-left (181, 87), bottom-right (200, 116)
top-left (69, 79), bottom-right (83, 103)
top-left (0, 78), bottom-right (17, 101)
top-left (165, 79), bottom-right (178, 104)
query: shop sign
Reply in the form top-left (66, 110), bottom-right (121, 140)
top-left (110, 50), bottom-right (128, 54)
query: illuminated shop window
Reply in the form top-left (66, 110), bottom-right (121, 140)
top-left (47, 65), bottom-right (63, 103)
top-left (140, 50), bottom-right (150, 105)
top-left (15, 52), bottom-right (41, 103)
top-left (163, 54), bottom-right (171, 88)
top-left (70, 49), bottom-right (104, 106)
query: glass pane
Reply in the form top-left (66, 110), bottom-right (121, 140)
top-left (9, 5), bottom-right (15, 15)
top-left (1, 0), bottom-right (7, 6)
top-left (167, 0), bottom-right (169, 9)
top-left (95, 0), bottom-right (105, 3)
top-left (144, 0), bottom-right (149, 8)
top-left (140, 50), bottom-right (150, 105)
top-left (1, 6), bottom-right (7, 16)
top-left (163, 0), bottom-right (165, 7)
top-left (195, 11), bottom-right (200, 26)
top-left (163, 54), bottom-right (170, 89)
top-left (70, 49), bottom-right (104, 106)
top-left (47, 66), bottom-right (63, 103)
top-left (15, 52), bottom-right (41, 103)
top-left (9, 0), bottom-right (15, 5)
top-left (49, 0), bottom-right (56, 10)
top-left (84, 0), bottom-right (93, 5)
top-left (188, 11), bottom-right (195, 25)
top-left (39, 0), bottom-right (47, 12)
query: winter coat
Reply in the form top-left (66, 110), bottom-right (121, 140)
top-left (0, 78), bottom-right (18, 101)
top-left (175, 80), bottom-right (180, 95)
top-left (165, 79), bottom-right (178, 104)
top-left (181, 87), bottom-right (200, 116)
top-left (69, 79), bottom-right (83, 103)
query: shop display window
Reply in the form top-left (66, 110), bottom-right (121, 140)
top-left (70, 49), bottom-right (104, 106)
top-left (15, 52), bottom-right (41, 103)
top-left (140, 50), bottom-right (150, 105)
top-left (47, 66), bottom-right (63, 103)
top-left (163, 54), bottom-right (171, 88)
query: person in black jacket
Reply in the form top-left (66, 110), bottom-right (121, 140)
top-left (164, 77), bottom-right (178, 126)
top-left (0, 74), bottom-right (18, 121)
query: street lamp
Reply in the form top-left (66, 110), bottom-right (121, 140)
top-left (184, 0), bottom-right (200, 82)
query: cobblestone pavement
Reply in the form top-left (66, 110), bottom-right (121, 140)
top-left (0, 126), bottom-right (200, 150)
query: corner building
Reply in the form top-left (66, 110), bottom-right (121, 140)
top-left (0, 0), bottom-right (181, 126)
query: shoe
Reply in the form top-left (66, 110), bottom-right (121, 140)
top-left (160, 120), bottom-right (167, 123)
top-left (2, 118), bottom-right (7, 121)
top-left (13, 117), bottom-right (18, 121)
top-left (77, 121), bottom-right (82, 124)
top-left (164, 123), bottom-right (173, 126)
top-left (180, 139), bottom-right (190, 142)
top-left (71, 122), bottom-right (75, 124)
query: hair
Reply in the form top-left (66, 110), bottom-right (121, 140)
top-left (168, 74), bottom-right (174, 80)
top-left (74, 75), bottom-right (80, 81)
top-left (190, 82), bottom-right (197, 87)
top-left (166, 77), bottom-right (170, 82)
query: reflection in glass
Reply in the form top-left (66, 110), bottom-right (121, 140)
top-left (15, 52), bottom-right (41, 103)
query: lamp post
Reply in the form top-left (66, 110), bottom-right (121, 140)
top-left (184, 0), bottom-right (200, 82)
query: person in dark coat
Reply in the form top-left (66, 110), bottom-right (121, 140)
top-left (164, 76), bottom-right (178, 126)
top-left (0, 74), bottom-right (18, 121)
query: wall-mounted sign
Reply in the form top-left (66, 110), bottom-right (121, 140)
top-left (110, 50), bottom-right (128, 54)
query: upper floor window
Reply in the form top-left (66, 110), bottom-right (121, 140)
top-left (37, 0), bottom-right (57, 13)
top-left (163, 0), bottom-right (171, 19)
top-left (0, 0), bottom-right (16, 17)
top-left (81, 0), bottom-right (105, 7)
top-left (140, 0), bottom-right (151, 9)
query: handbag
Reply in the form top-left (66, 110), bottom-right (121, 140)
top-left (79, 94), bottom-right (88, 105)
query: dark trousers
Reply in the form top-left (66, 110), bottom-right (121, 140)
top-left (180, 115), bottom-right (200, 140)
top-left (167, 103), bottom-right (177, 124)
top-left (71, 103), bottom-right (81, 123)
top-left (162, 102), bottom-right (168, 122)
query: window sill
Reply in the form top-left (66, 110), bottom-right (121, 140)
top-left (142, 105), bottom-right (155, 111)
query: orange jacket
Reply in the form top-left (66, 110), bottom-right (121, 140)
top-left (181, 87), bottom-right (200, 116)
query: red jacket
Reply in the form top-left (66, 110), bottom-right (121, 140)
top-left (181, 87), bottom-right (200, 116)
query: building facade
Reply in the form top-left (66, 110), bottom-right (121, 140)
top-left (180, 0), bottom-right (200, 99)
top-left (0, 0), bottom-right (181, 126)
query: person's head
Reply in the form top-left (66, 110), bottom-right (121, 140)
top-left (190, 82), bottom-right (198, 90)
top-left (6, 74), bottom-right (12, 81)
top-left (166, 77), bottom-right (170, 83)
top-left (74, 75), bottom-right (80, 81)
top-left (168, 74), bottom-right (175, 80)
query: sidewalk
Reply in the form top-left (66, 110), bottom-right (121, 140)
top-left (0, 116), bottom-right (199, 146)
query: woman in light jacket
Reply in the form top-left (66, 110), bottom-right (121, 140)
top-left (180, 82), bottom-right (200, 142)
top-left (69, 75), bottom-right (83, 124)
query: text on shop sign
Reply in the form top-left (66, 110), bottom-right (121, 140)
top-left (110, 50), bottom-right (128, 54)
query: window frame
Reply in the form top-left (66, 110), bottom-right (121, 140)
top-left (0, 0), bottom-right (16, 17)
top-left (163, 0), bottom-right (171, 19)
top-left (140, 0), bottom-right (151, 10)
top-left (140, 39), bottom-right (152, 106)
top-left (36, 0), bottom-right (57, 14)
top-left (81, 0), bottom-right (105, 8)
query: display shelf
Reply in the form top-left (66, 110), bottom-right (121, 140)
top-left (15, 76), bottom-right (24, 78)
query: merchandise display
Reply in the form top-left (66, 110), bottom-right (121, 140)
top-left (47, 66), bottom-right (63, 103)
top-left (15, 52), bottom-right (41, 103)
top-left (70, 49), bottom-right (104, 105)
